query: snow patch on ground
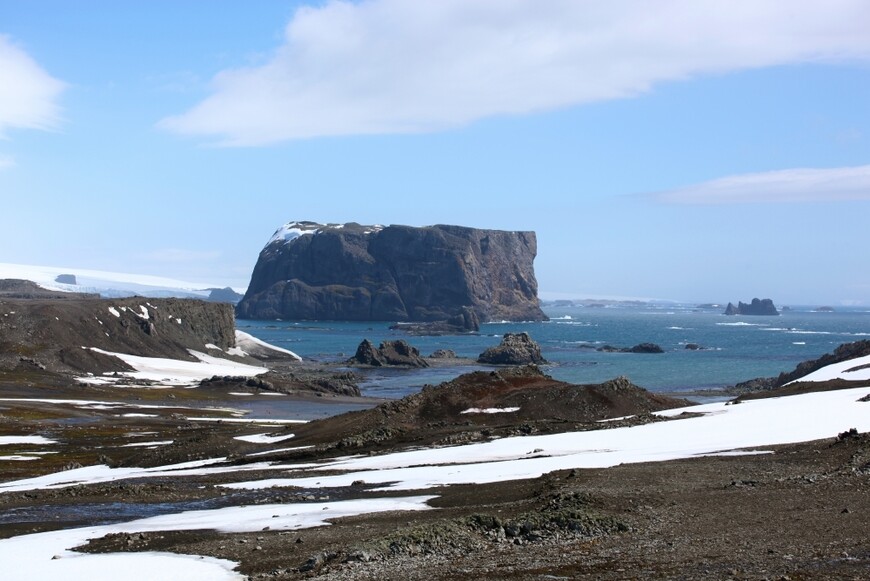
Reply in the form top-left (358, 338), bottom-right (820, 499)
top-left (0, 458), bottom-right (292, 494)
top-left (233, 433), bottom-right (296, 444)
top-left (0, 496), bottom-right (434, 581)
top-left (224, 387), bottom-right (870, 493)
top-left (79, 348), bottom-right (267, 386)
top-left (460, 407), bottom-right (520, 414)
top-left (786, 353), bottom-right (870, 384)
top-left (120, 440), bottom-right (174, 448)
top-left (0, 435), bottom-right (57, 446)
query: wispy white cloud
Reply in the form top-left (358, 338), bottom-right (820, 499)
top-left (160, 0), bottom-right (870, 146)
top-left (0, 155), bottom-right (14, 171)
top-left (652, 164), bottom-right (870, 204)
top-left (0, 35), bottom-right (65, 137)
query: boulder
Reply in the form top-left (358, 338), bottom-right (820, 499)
top-left (629, 343), bottom-right (665, 354)
top-left (347, 339), bottom-right (429, 368)
top-left (597, 343), bottom-right (664, 354)
top-left (429, 349), bottom-right (457, 359)
top-left (477, 332), bottom-right (546, 365)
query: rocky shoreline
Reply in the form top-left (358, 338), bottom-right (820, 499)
top-left (3, 292), bottom-right (870, 579)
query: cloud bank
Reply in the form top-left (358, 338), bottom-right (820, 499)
top-left (0, 35), bottom-right (65, 138)
top-left (160, 0), bottom-right (870, 146)
top-left (652, 164), bottom-right (870, 204)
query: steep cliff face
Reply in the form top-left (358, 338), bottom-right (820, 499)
top-left (236, 221), bottom-right (546, 325)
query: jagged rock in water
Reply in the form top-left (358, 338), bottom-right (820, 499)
top-left (348, 339), bottom-right (429, 368)
top-left (236, 221), bottom-right (546, 328)
top-left (724, 298), bottom-right (779, 316)
top-left (429, 349), bottom-right (457, 359)
top-left (478, 332), bottom-right (547, 365)
top-left (597, 343), bottom-right (664, 354)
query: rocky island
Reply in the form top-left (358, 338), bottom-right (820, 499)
top-left (724, 298), bottom-right (779, 316)
top-left (236, 221), bottom-right (547, 331)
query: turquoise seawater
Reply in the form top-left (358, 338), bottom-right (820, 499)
top-left (238, 304), bottom-right (870, 400)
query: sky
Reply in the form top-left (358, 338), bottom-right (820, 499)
top-left (1, 0), bottom-right (869, 305)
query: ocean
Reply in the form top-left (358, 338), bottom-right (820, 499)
top-left (238, 303), bottom-right (870, 401)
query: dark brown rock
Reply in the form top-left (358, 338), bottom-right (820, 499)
top-left (236, 222), bottom-right (546, 326)
top-left (477, 332), bottom-right (546, 365)
top-left (348, 339), bottom-right (429, 368)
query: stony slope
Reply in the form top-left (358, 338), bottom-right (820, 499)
top-left (0, 295), bottom-right (236, 375)
top-left (289, 366), bottom-right (691, 451)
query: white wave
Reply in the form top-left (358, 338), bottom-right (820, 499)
top-left (716, 322), bottom-right (768, 327)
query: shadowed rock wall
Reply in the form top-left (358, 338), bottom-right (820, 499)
top-left (237, 222), bottom-right (546, 324)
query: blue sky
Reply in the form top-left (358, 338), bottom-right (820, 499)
top-left (1, 0), bottom-right (869, 304)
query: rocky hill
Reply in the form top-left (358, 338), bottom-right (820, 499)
top-left (236, 221), bottom-right (546, 329)
top-left (290, 366), bottom-right (691, 450)
top-left (0, 295), bottom-right (237, 375)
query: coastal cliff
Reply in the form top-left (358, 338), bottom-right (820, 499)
top-left (236, 221), bottom-right (547, 327)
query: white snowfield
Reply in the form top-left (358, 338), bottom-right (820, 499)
top-left (0, 262), bottom-right (239, 299)
top-left (78, 348), bottom-right (268, 386)
top-left (784, 353), bottom-right (870, 384)
top-left (0, 496), bottom-right (434, 581)
top-left (224, 386), bottom-right (870, 492)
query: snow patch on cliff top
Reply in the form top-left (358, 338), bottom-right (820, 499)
top-left (267, 221), bottom-right (385, 247)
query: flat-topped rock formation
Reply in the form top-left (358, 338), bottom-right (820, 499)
top-left (236, 221), bottom-right (547, 330)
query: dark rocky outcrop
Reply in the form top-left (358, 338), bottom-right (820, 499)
top-left (347, 339), bottom-right (429, 368)
top-left (236, 221), bottom-right (546, 329)
top-left (290, 367), bottom-right (692, 451)
top-left (389, 306), bottom-right (481, 335)
top-left (55, 274), bottom-right (77, 285)
top-left (724, 298), bottom-right (779, 316)
top-left (429, 349), bottom-right (457, 359)
top-left (731, 340), bottom-right (870, 398)
top-left (478, 332), bottom-right (546, 365)
top-left (597, 343), bottom-right (664, 354)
